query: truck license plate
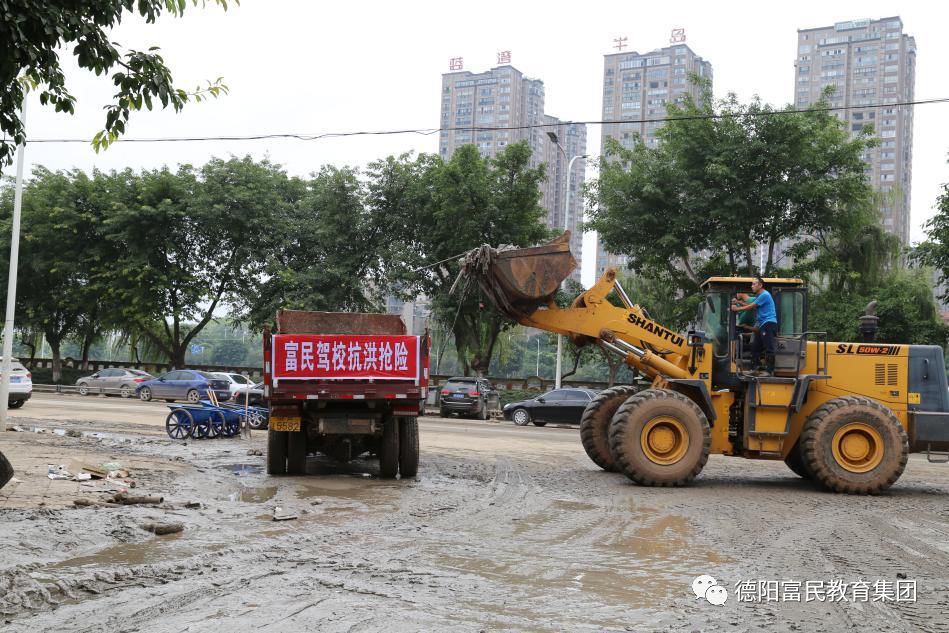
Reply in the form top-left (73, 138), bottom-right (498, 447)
top-left (270, 416), bottom-right (301, 432)
top-left (453, 393), bottom-right (464, 399)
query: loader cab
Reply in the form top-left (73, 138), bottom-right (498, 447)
top-left (698, 277), bottom-right (809, 386)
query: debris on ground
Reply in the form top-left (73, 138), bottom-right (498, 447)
top-left (185, 501), bottom-right (202, 509)
top-left (113, 492), bottom-right (163, 505)
top-left (273, 506), bottom-right (298, 521)
top-left (141, 522), bottom-right (184, 535)
top-left (47, 465), bottom-right (72, 480)
top-left (246, 449), bottom-right (263, 456)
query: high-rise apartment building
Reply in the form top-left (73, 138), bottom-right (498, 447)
top-left (440, 65), bottom-right (587, 284)
top-left (596, 44), bottom-right (713, 278)
top-left (794, 17), bottom-right (916, 245)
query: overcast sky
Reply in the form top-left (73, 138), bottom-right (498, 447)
top-left (13, 0), bottom-right (949, 287)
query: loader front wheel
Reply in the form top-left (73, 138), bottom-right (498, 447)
top-left (609, 389), bottom-right (710, 487)
top-left (580, 385), bottom-right (640, 472)
top-left (801, 396), bottom-right (907, 494)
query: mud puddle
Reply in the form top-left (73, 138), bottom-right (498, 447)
top-left (231, 485), bottom-right (277, 503)
top-left (49, 535), bottom-right (227, 570)
top-left (220, 463), bottom-right (264, 476)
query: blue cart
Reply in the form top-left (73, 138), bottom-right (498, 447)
top-left (165, 401), bottom-right (242, 440)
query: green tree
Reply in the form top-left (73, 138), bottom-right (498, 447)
top-left (398, 143), bottom-right (550, 375)
top-left (243, 164), bottom-right (397, 326)
top-left (102, 157), bottom-right (292, 367)
top-left (914, 166), bottom-right (949, 301)
top-left (0, 168), bottom-right (108, 379)
top-left (211, 338), bottom-right (247, 366)
top-left (0, 0), bottom-right (233, 168)
top-left (587, 81), bottom-right (875, 287)
top-left (809, 268), bottom-right (948, 346)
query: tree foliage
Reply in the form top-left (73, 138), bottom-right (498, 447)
top-left (0, 0), bottom-right (233, 167)
top-left (243, 164), bottom-right (401, 327)
top-left (809, 268), bottom-right (948, 346)
top-left (587, 81), bottom-right (875, 287)
top-left (0, 168), bottom-right (115, 379)
top-left (386, 143), bottom-right (551, 375)
top-left (100, 157), bottom-right (295, 367)
top-left (915, 166), bottom-right (949, 301)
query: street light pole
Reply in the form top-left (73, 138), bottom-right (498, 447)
top-left (546, 131), bottom-right (587, 390)
top-left (0, 98), bottom-right (26, 429)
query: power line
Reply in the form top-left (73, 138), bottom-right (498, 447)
top-left (22, 96), bottom-right (949, 145)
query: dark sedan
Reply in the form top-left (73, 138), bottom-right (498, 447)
top-left (136, 370), bottom-right (232, 403)
top-left (503, 388), bottom-right (599, 427)
top-left (233, 382), bottom-right (265, 407)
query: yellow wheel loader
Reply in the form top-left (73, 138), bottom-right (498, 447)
top-left (460, 233), bottom-right (949, 493)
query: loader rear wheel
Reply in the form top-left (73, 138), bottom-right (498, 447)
top-left (379, 415), bottom-right (399, 478)
top-left (609, 389), bottom-right (710, 487)
top-left (801, 396), bottom-right (907, 494)
top-left (784, 441), bottom-right (813, 479)
top-left (398, 417), bottom-right (419, 478)
top-left (267, 430), bottom-right (288, 475)
top-left (580, 385), bottom-right (640, 472)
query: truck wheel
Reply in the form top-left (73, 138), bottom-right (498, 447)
top-left (784, 441), bottom-right (813, 479)
top-left (439, 408), bottom-right (449, 418)
top-left (267, 430), bottom-right (288, 475)
top-left (580, 385), bottom-right (640, 472)
top-left (609, 389), bottom-right (710, 487)
top-left (800, 396), bottom-right (908, 494)
top-left (379, 416), bottom-right (400, 478)
top-left (399, 417), bottom-right (419, 478)
top-left (287, 426), bottom-right (307, 475)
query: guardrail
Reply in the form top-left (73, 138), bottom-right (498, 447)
top-left (33, 384), bottom-right (137, 397)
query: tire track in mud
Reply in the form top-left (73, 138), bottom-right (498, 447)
top-left (3, 422), bottom-right (948, 632)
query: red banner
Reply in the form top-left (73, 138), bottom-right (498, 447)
top-left (272, 334), bottom-right (420, 381)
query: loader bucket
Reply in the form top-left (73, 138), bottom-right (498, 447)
top-left (457, 232), bottom-right (577, 319)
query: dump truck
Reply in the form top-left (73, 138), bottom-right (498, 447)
top-left (263, 309), bottom-right (429, 477)
top-left (459, 232), bottom-right (949, 493)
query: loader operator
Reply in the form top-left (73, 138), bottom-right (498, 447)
top-left (731, 276), bottom-right (777, 375)
top-left (735, 291), bottom-right (758, 351)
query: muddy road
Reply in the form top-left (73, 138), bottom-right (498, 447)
top-left (1, 394), bottom-right (948, 632)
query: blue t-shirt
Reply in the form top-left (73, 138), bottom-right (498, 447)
top-left (752, 290), bottom-right (777, 326)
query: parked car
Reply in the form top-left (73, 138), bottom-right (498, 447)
top-left (439, 377), bottom-right (499, 420)
top-left (76, 368), bottom-right (154, 398)
top-left (2, 358), bottom-right (32, 409)
top-left (503, 388), bottom-right (599, 427)
top-left (232, 381), bottom-right (265, 407)
top-left (212, 372), bottom-right (254, 398)
top-left (136, 370), bottom-right (232, 403)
